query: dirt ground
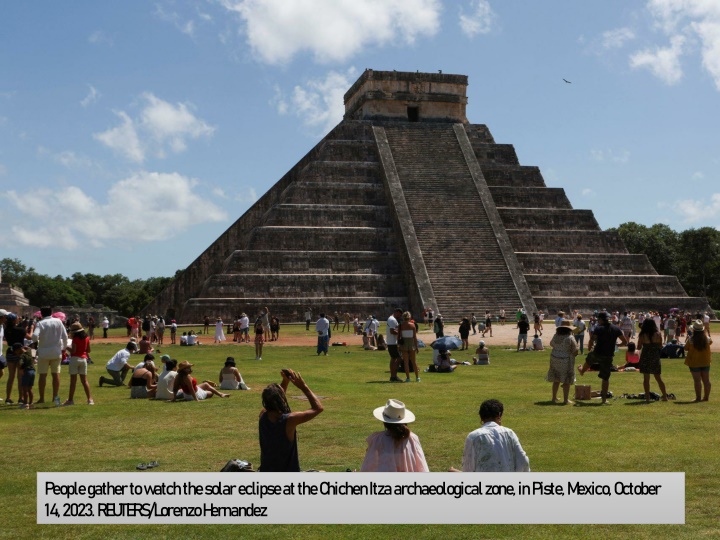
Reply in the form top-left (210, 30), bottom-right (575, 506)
top-left (94, 320), bottom-right (720, 352)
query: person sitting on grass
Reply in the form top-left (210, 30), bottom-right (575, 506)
top-left (219, 357), bottom-right (250, 390)
top-left (130, 360), bottom-right (158, 399)
top-left (171, 361), bottom-right (229, 401)
top-left (532, 334), bottom-right (544, 351)
top-left (155, 359), bottom-right (178, 400)
top-left (474, 341), bottom-right (490, 364)
top-left (619, 342), bottom-right (640, 370)
top-left (258, 369), bottom-right (323, 472)
top-left (660, 339), bottom-right (685, 359)
top-left (99, 342), bottom-right (137, 387)
top-left (436, 350), bottom-right (456, 373)
top-left (138, 335), bottom-right (153, 355)
top-left (360, 399), bottom-right (429, 472)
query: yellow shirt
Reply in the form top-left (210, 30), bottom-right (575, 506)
top-left (684, 340), bottom-right (713, 368)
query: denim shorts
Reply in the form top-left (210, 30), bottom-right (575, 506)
top-left (689, 366), bottom-right (710, 373)
top-left (21, 369), bottom-right (36, 387)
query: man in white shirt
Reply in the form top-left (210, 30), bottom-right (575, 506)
top-left (305, 308), bottom-right (312, 331)
top-left (32, 306), bottom-right (69, 406)
top-left (155, 358), bottom-right (178, 400)
top-left (451, 399), bottom-right (530, 473)
top-left (101, 316), bottom-right (110, 339)
top-left (239, 313), bottom-right (250, 343)
top-left (386, 308), bottom-right (403, 382)
top-left (315, 313), bottom-right (330, 356)
top-left (99, 342), bottom-right (137, 387)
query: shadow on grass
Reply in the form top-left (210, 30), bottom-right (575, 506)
top-left (673, 400), bottom-right (703, 405)
top-left (534, 400), bottom-right (560, 406)
top-left (573, 400), bottom-right (612, 407)
top-left (624, 400), bottom-right (653, 406)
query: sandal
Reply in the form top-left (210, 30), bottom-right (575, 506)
top-left (136, 463), bottom-right (148, 470)
top-left (147, 461), bottom-right (159, 469)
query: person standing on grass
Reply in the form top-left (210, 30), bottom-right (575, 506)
top-left (214, 317), bottom-right (226, 343)
top-left (386, 308), bottom-right (403, 382)
top-left (4, 312), bottom-right (29, 404)
top-left (304, 308), bottom-right (312, 331)
top-left (433, 314), bottom-right (444, 339)
top-left (547, 319), bottom-right (579, 405)
top-left (684, 320), bottom-right (712, 402)
top-left (258, 369), bottom-right (323, 472)
top-left (64, 322), bottom-right (94, 406)
top-left (459, 317), bottom-right (471, 350)
top-left (516, 314), bottom-right (530, 352)
top-left (261, 307), bottom-right (271, 342)
top-left (450, 399), bottom-right (530, 472)
top-left (315, 313), bottom-right (330, 356)
top-left (15, 343), bottom-right (35, 409)
top-left (578, 311), bottom-right (628, 404)
top-left (483, 310), bottom-right (493, 338)
top-left (32, 306), bottom-right (68, 406)
top-left (399, 312), bottom-right (419, 382)
top-left (254, 317), bottom-right (265, 361)
top-left (101, 316), bottom-right (109, 339)
top-left (471, 313), bottom-right (477, 335)
top-left (204, 315), bottom-right (210, 335)
top-left (637, 318), bottom-right (668, 402)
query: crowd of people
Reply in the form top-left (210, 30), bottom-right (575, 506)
top-left (0, 302), bottom-right (714, 475)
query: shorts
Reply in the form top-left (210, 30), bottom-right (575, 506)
top-left (388, 344), bottom-right (400, 359)
top-left (68, 357), bottom-right (88, 375)
top-left (37, 356), bottom-right (61, 375)
top-left (587, 351), bottom-right (614, 381)
top-left (518, 333), bottom-right (528, 342)
top-left (667, 329), bottom-right (676, 338)
top-left (21, 369), bottom-right (36, 387)
top-left (399, 340), bottom-right (415, 353)
top-left (184, 387), bottom-right (207, 400)
top-left (241, 328), bottom-right (249, 335)
top-left (255, 333), bottom-right (265, 344)
top-left (689, 366), bottom-right (710, 373)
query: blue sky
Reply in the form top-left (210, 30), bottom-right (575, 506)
top-left (1, 0), bottom-right (719, 280)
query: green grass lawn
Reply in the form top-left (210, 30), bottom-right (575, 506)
top-left (1, 338), bottom-right (717, 539)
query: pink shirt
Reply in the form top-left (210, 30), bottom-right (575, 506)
top-left (360, 431), bottom-right (429, 472)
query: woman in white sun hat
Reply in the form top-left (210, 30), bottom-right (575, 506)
top-left (360, 399), bottom-right (429, 472)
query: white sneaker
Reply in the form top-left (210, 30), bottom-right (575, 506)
top-left (258, 357), bottom-right (262, 361)
top-left (53, 396), bottom-right (61, 407)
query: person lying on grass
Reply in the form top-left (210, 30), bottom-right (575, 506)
top-left (170, 361), bottom-right (229, 401)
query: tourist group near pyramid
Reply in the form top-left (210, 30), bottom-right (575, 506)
top-left (145, 69), bottom-right (710, 322)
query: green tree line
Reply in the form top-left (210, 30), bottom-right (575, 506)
top-left (0, 258), bottom-right (174, 317)
top-left (608, 223), bottom-right (720, 308)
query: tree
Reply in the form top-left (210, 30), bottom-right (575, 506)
top-left (609, 222), bottom-right (679, 276)
top-left (0, 258), bottom-right (31, 285)
top-left (677, 228), bottom-right (720, 306)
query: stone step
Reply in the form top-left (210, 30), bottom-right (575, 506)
top-left (264, 204), bottom-right (392, 227)
top-left (463, 124), bottom-right (495, 144)
top-left (223, 250), bottom-right (403, 275)
top-left (480, 165), bottom-right (545, 187)
top-left (498, 208), bottom-right (600, 230)
top-left (283, 182), bottom-right (386, 205)
top-left (248, 226), bottom-right (395, 251)
top-left (200, 273), bottom-right (406, 298)
top-left (489, 187), bottom-right (572, 209)
top-left (298, 161), bottom-right (382, 184)
top-left (326, 121), bottom-right (376, 141)
top-left (516, 253), bottom-right (657, 275)
top-left (507, 230), bottom-right (628, 254)
top-left (182, 296), bottom-right (410, 323)
top-left (315, 140), bottom-right (379, 162)
top-left (383, 124), bottom-right (522, 313)
top-left (525, 275), bottom-right (688, 297)
top-left (533, 296), bottom-right (710, 316)
top-left (470, 143), bottom-right (520, 165)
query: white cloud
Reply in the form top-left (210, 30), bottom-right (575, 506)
top-left (54, 151), bottom-right (94, 169)
top-left (582, 188), bottom-right (596, 197)
top-left (80, 85), bottom-right (100, 107)
top-left (94, 93), bottom-right (214, 162)
top-left (459, 0), bottom-right (496, 37)
top-left (2, 172), bottom-right (227, 249)
top-left (235, 187), bottom-right (258, 204)
top-left (675, 193), bottom-right (720, 224)
top-left (629, 34), bottom-right (686, 84)
top-left (631, 1), bottom-right (720, 89)
top-left (271, 84), bottom-right (288, 115)
top-left (288, 68), bottom-right (356, 133)
top-left (211, 187), bottom-right (228, 199)
top-left (602, 27), bottom-right (636, 49)
top-left (155, 4), bottom-right (196, 37)
top-left (94, 111), bottom-right (144, 162)
top-left (693, 171), bottom-right (705, 179)
top-left (88, 30), bottom-right (113, 46)
top-left (219, 0), bottom-right (441, 64)
top-left (590, 148), bottom-right (631, 163)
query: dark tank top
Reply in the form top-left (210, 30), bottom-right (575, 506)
top-left (259, 412), bottom-right (300, 472)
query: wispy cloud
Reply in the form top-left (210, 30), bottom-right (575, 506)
top-left (94, 93), bottom-right (214, 162)
top-left (602, 27), bottom-right (636, 49)
top-left (630, 34), bottom-right (686, 85)
top-left (582, 188), bottom-right (596, 197)
top-left (590, 148), bottom-right (631, 164)
top-left (675, 193), bottom-right (720, 224)
top-left (285, 68), bottom-right (357, 133)
top-left (80, 85), bottom-right (100, 107)
top-left (459, 0), bottom-right (496, 38)
top-left (88, 30), bottom-right (113, 46)
top-left (218, 0), bottom-right (441, 64)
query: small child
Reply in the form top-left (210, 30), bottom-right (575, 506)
top-left (15, 343), bottom-right (35, 409)
top-left (532, 334), bottom-right (544, 351)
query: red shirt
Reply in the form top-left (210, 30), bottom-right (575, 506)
top-left (72, 336), bottom-right (90, 359)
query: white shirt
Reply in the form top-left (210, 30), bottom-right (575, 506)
top-left (106, 348), bottom-right (132, 371)
top-left (101, 319), bottom-right (109, 329)
top-left (239, 316), bottom-right (249, 330)
top-left (370, 318), bottom-right (379, 334)
top-left (32, 316), bottom-right (68, 359)
top-left (187, 334), bottom-right (197, 345)
top-left (315, 317), bottom-right (330, 336)
top-left (461, 421), bottom-right (530, 472)
top-left (156, 371), bottom-right (178, 400)
top-left (304, 311), bottom-right (312, 321)
top-left (386, 315), bottom-right (399, 346)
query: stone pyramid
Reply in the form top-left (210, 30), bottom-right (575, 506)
top-left (145, 69), bottom-right (709, 322)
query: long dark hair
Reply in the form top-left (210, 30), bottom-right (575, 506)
top-left (692, 329), bottom-right (709, 351)
top-left (383, 422), bottom-right (410, 441)
top-left (262, 383), bottom-right (291, 414)
top-left (639, 318), bottom-right (658, 339)
top-left (74, 330), bottom-right (87, 340)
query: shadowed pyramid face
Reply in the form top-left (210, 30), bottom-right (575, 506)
top-left (144, 70), bottom-right (709, 323)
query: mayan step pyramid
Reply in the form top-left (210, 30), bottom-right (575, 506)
top-left (145, 69), bottom-right (710, 322)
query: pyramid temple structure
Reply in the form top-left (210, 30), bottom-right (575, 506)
top-left (145, 69), bottom-right (710, 322)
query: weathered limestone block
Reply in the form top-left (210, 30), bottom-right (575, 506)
top-left (481, 165), bottom-right (545, 187)
top-left (490, 187), bottom-right (572, 209)
top-left (507, 230), bottom-right (628, 253)
top-left (499, 209), bottom-right (600, 230)
top-left (471, 143), bottom-right (520, 165)
top-left (298, 161), bottom-right (382, 184)
top-left (283, 182), bottom-right (386, 205)
top-left (247, 226), bottom-right (395, 252)
top-left (223, 250), bottom-right (402, 275)
top-left (525, 275), bottom-right (688, 297)
top-left (315, 140), bottom-right (379, 163)
top-left (264, 204), bottom-right (392, 228)
top-left (516, 253), bottom-right (657, 275)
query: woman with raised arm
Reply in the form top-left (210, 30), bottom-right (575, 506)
top-left (258, 369), bottom-right (323, 472)
top-left (637, 318), bottom-right (668, 402)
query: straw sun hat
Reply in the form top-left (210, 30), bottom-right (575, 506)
top-left (373, 399), bottom-right (415, 424)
